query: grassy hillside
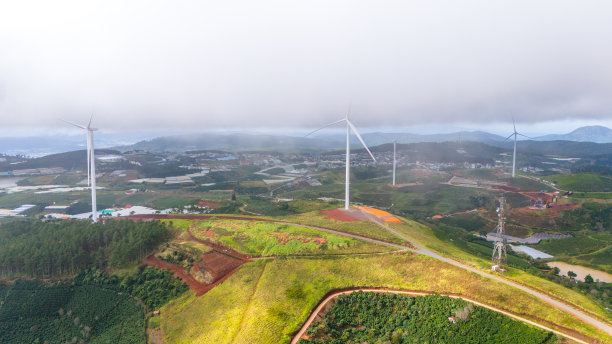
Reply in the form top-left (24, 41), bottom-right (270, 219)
top-left (543, 173), bottom-right (612, 192)
top-left (160, 254), bottom-right (610, 343)
top-left (388, 220), bottom-right (612, 323)
top-left (174, 218), bottom-right (392, 256)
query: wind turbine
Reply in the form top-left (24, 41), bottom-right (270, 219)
top-left (392, 139), bottom-right (397, 186)
top-left (63, 115), bottom-right (98, 222)
top-left (306, 106), bottom-right (376, 210)
top-left (503, 119), bottom-right (530, 178)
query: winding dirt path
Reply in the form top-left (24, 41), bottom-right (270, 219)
top-left (128, 212), bottom-right (612, 338)
top-left (291, 289), bottom-right (591, 344)
top-left (371, 217), bottom-right (612, 337)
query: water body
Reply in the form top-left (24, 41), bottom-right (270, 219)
top-left (0, 177), bottom-right (24, 189)
top-left (547, 261), bottom-right (612, 283)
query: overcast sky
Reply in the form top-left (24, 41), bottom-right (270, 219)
top-left (1, 1), bottom-right (612, 136)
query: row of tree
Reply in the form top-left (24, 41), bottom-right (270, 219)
top-left (0, 219), bottom-right (171, 278)
top-left (301, 292), bottom-right (556, 344)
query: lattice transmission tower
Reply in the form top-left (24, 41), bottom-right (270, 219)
top-left (491, 197), bottom-right (507, 269)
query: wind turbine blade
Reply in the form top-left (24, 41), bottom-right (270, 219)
top-left (503, 133), bottom-right (514, 142)
top-left (512, 117), bottom-right (516, 133)
top-left (517, 133), bottom-right (533, 139)
top-left (347, 120), bottom-right (376, 162)
top-left (61, 119), bottom-right (86, 129)
top-left (304, 119), bottom-right (345, 137)
top-left (88, 112), bottom-right (94, 129)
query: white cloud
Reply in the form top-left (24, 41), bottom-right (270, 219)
top-left (0, 0), bottom-right (611, 132)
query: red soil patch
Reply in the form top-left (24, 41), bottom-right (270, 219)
top-left (142, 255), bottom-right (212, 296)
top-left (140, 225), bottom-right (251, 297)
top-left (273, 233), bottom-right (291, 245)
top-left (199, 251), bottom-right (243, 280)
top-left (270, 232), bottom-right (327, 245)
top-left (197, 200), bottom-right (220, 208)
top-left (520, 191), bottom-right (553, 202)
top-left (187, 227), bottom-right (251, 261)
top-left (320, 208), bottom-right (361, 222)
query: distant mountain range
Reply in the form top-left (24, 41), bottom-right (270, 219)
top-left (116, 126), bottom-right (611, 153)
top-left (533, 125), bottom-right (612, 143)
top-left (0, 125), bottom-right (610, 156)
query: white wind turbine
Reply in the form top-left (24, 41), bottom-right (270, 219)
top-left (63, 115), bottom-right (99, 222)
top-left (392, 139), bottom-right (397, 186)
top-left (306, 106), bottom-right (376, 210)
top-left (503, 118), bottom-right (530, 178)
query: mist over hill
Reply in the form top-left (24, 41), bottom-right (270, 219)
top-left (1, 126), bottom-right (610, 157)
top-left (115, 127), bottom-right (611, 154)
top-left (534, 125), bottom-right (612, 143)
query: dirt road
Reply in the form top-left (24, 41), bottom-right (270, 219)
top-left (371, 217), bottom-right (612, 337)
top-left (129, 213), bottom-right (612, 338)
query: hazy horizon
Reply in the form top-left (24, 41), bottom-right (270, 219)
top-left (2, 1), bottom-right (612, 133)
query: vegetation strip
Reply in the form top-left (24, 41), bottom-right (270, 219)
top-left (292, 289), bottom-right (590, 344)
top-left (230, 260), bottom-right (269, 342)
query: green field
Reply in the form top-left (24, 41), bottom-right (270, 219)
top-left (571, 246), bottom-right (612, 274)
top-left (160, 254), bottom-right (610, 344)
top-left (572, 192), bottom-right (612, 199)
top-left (152, 196), bottom-right (201, 209)
top-left (284, 211), bottom-right (407, 244)
top-left (0, 281), bottom-right (145, 343)
top-left (189, 219), bottom-right (392, 256)
top-left (509, 176), bottom-right (554, 191)
top-left (241, 197), bottom-right (339, 216)
top-left (535, 232), bottom-right (612, 257)
top-left (543, 173), bottom-right (612, 192)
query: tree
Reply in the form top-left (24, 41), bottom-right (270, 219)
top-left (584, 274), bottom-right (594, 284)
top-left (567, 271), bottom-right (577, 279)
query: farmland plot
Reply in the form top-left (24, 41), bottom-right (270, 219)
top-left (190, 219), bottom-right (391, 256)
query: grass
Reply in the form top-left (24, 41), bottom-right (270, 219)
top-left (161, 254), bottom-right (611, 344)
top-left (120, 192), bottom-right (159, 205)
top-left (509, 176), bottom-right (554, 191)
top-left (535, 232), bottom-right (612, 257)
top-left (284, 211), bottom-right (407, 244)
top-left (0, 190), bottom-right (124, 209)
top-left (571, 246), bottom-right (612, 274)
top-left (151, 196), bottom-right (200, 209)
top-left (241, 198), bottom-right (338, 217)
top-left (187, 219), bottom-right (393, 256)
top-left (161, 261), bottom-right (267, 343)
top-left (572, 192), bottom-right (612, 199)
top-left (388, 219), bottom-right (612, 323)
top-left (543, 173), bottom-right (612, 192)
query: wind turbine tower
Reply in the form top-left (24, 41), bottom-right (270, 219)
top-left (392, 140), bottom-right (397, 186)
top-left (491, 197), bottom-right (507, 269)
top-left (64, 116), bottom-right (99, 223)
top-left (307, 107), bottom-right (376, 210)
top-left (504, 119), bottom-right (530, 178)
